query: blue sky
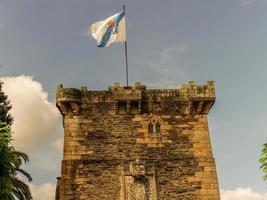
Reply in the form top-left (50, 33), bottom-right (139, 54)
top-left (1, 0), bottom-right (267, 199)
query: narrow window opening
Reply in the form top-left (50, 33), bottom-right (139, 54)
top-left (148, 121), bottom-right (153, 133)
top-left (156, 121), bottom-right (160, 133)
top-left (152, 119), bottom-right (157, 133)
top-left (130, 101), bottom-right (139, 114)
top-left (118, 101), bottom-right (127, 114)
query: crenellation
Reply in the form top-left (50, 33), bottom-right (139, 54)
top-left (56, 81), bottom-right (215, 118)
top-left (56, 81), bottom-right (220, 200)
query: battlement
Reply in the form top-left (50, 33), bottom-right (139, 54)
top-left (56, 80), bottom-right (220, 200)
top-left (56, 81), bottom-right (215, 116)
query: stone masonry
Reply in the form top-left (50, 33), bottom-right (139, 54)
top-left (55, 81), bottom-right (220, 200)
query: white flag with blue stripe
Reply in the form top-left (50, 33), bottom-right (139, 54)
top-left (91, 11), bottom-right (126, 48)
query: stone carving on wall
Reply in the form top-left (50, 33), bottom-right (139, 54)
top-left (148, 120), bottom-right (160, 134)
top-left (120, 159), bottom-right (158, 200)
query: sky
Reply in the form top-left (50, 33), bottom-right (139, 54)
top-left (1, 0), bottom-right (267, 199)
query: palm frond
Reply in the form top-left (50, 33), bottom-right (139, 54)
top-left (16, 168), bottom-right (32, 182)
top-left (12, 177), bottom-right (32, 200)
top-left (14, 151), bottom-right (29, 166)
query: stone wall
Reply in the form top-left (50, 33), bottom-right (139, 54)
top-left (56, 81), bottom-right (220, 200)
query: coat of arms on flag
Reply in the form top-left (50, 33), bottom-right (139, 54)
top-left (90, 11), bottom-right (127, 48)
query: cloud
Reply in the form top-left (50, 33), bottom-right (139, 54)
top-left (30, 183), bottom-right (56, 200)
top-left (140, 45), bottom-right (186, 75)
top-left (54, 138), bottom-right (63, 155)
top-left (1, 75), bottom-right (61, 152)
top-left (132, 46), bottom-right (187, 88)
top-left (146, 78), bottom-right (177, 89)
top-left (160, 46), bottom-right (186, 60)
top-left (240, 0), bottom-right (258, 6)
top-left (241, 1), bottom-right (254, 6)
top-left (136, 45), bottom-right (189, 87)
top-left (221, 187), bottom-right (267, 200)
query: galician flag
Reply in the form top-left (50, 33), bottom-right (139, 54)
top-left (90, 11), bottom-right (126, 48)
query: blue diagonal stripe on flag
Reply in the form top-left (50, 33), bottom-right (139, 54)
top-left (97, 11), bottom-right (125, 47)
top-left (91, 11), bottom-right (126, 47)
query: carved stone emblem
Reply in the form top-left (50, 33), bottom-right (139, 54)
top-left (120, 159), bottom-right (158, 200)
top-left (130, 159), bottom-right (146, 177)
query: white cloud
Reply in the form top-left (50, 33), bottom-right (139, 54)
top-left (30, 183), bottom-right (56, 200)
top-left (160, 46), bottom-right (186, 60)
top-left (1, 75), bottom-right (61, 152)
top-left (240, 0), bottom-right (261, 7)
top-left (146, 78), bottom-right (177, 89)
top-left (241, 0), bottom-right (254, 6)
top-left (54, 138), bottom-right (63, 155)
top-left (142, 45), bottom-right (187, 76)
top-left (221, 187), bottom-right (267, 200)
top-left (139, 45), bottom-right (189, 87)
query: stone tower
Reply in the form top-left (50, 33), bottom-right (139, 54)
top-left (55, 81), bottom-right (220, 200)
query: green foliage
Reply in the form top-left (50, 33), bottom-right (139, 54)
top-left (0, 123), bottom-right (17, 199)
top-left (0, 81), bottom-right (13, 126)
top-left (0, 83), bottom-right (32, 199)
top-left (12, 151), bottom-right (32, 200)
top-left (259, 143), bottom-right (267, 180)
top-left (0, 123), bottom-right (33, 200)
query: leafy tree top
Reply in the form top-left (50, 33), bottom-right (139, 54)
top-left (0, 81), bottom-right (13, 125)
top-left (0, 82), bottom-right (32, 199)
top-left (0, 123), bottom-right (18, 199)
top-left (259, 143), bottom-right (267, 181)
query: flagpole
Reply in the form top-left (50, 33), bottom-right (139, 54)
top-left (123, 4), bottom-right (129, 86)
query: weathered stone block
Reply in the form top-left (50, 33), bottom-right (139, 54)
top-left (55, 81), bottom-right (220, 200)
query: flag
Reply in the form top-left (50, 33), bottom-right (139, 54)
top-left (90, 11), bottom-right (126, 48)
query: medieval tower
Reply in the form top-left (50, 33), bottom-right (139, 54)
top-left (55, 81), bottom-right (220, 200)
